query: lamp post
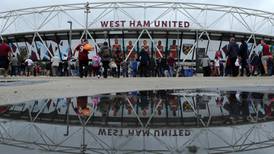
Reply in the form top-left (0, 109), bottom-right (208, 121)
top-left (67, 21), bottom-right (72, 76)
top-left (84, 2), bottom-right (91, 40)
top-left (67, 21), bottom-right (72, 56)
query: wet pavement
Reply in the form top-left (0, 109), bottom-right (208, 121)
top-left (2, 89), bottom-right (274, 128)
top-left (1, 89), bottom-right (274, 153)
top-left (0, 79), bottom-right (48, 87)
top-left (0, 77), bottom-right (274, 153)
top-left (0, 76), bottom-right (274, 105)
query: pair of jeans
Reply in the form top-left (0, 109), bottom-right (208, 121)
top-left (11, 66), bottom-right (17, 76)
top-left (168, 66), bottom-right (174, 77)
top-left (102, 60), bottom-right (109, 78)
top-left (240, 59), bottom-right (250, 76)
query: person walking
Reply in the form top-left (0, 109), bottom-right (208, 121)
top-left (260, 40), bottom-right (272, 75)
top-left (167, 54), bottom-right (176, 77)
top-left (62, 55), bottom-right (69, 76)
top-left (25, 58), bottom-right (34, 76)
top-left (74, 39), bottom-right (90, 78)
top-left (0, 39), bottom-right (12, 77)
top-left (239, 40), bottom-right (250, 76)
top-left (112, 38), bottom-right (122, 78)
top-left (51, 55), bottom-right (60, 76)
top-left (227, 37), bottom-right (240, 77)
top-left (138, 48), bottom-right (150, 77)
top-left (121, 60), bottom-right (129, 77)
top-left (129, 55), bottom-right (138, 77)
top-left (91, 53), bottom-right (101, 78)
top-left (201, 55), bottom-right (211, 77)
top-left (214, 55), bottom-right (220, 76)
top-left (99, 42), bottom-right (111, 78)
top-left (10, 54), bottom-right (18, 76)
top-left (250, 51), bottom-right (260, 76)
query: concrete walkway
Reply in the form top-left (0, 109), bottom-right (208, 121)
top-left (0, 76), bottom-right (273, 105)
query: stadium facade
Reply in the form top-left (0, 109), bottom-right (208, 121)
top-left (1, 2), bottom-right (274, 153)
top-left (0, 1), bottom-right (274, 63)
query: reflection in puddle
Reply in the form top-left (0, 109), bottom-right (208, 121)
top-left (1, 89), bottom-right (274, 153)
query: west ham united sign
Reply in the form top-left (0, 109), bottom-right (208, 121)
top-left (100, 20), bottom-right (190, 28)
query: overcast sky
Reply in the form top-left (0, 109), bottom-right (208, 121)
top-left (0, 0), bottom-right (274, 12)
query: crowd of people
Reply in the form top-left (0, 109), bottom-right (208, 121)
top-left (201, 38), bottom-right (273, 77)
top-left (73, 38), bottom-right (179, 78)
top-left (0, 37), bottom-right (273, 78)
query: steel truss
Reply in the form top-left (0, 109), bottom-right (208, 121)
top-left (0, 2), bottom-right (273, 62)
top-left (0, 1), bottom-right (274, 34)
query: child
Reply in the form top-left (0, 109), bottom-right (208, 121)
top-left (109, 59), bottom-right (117, 77)
top-left (91, 54), bottom-right (101, 78)
top-left (121, 61), bottom-right (129, 77)
top-left (33, 63), bottom-right (41, 76)
top-left (130, 58), bottom-right (138, 77)
top-left (234, 56), bottom-right (241, 76)
top-left (250, 51), bottom-right (260, 76)
top-left (214, 55), bottom-right (220, 76)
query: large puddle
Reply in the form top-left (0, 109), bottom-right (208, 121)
top-left (1, 89), bottom-right (274, 153)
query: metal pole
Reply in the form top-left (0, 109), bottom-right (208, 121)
top-left (206, 37), bottom-right (210, 55)
top-left (84, 2), bottom-right (91, 40)
top-left (179, 32), bottom-right (183, 62)
top-left (64, 99), bottom-right (71, 136)
top-left (193, 30), bottom-right (198, 62)
top-left (31, 32), bottom-right (41, 60)
top-left (36, 32), bottom-right (53, 58)
top-left (218, 35), bottom-right (223, 51)
top-left (67, 21), bottom-right (72, 57)
top-left (81, 125), bottom-right (87, 153)
top-left (86, 30), bottom-right (100, 50)
top-left (55, 34), bottom-right (63, 61)
top-left (122, 30), bottom-right (126, 59)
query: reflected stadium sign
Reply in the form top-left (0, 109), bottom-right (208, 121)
top-left (97, 128), bottom-right (191, 137)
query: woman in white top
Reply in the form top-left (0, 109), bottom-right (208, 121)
top-left (214, 56), bottom-right (220, 76)
top-left (25, 58), bottom-right (34, 76)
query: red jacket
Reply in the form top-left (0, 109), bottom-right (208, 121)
top-left (263, 45), bottom-right (271, 56)
top-left (0, 43), bottom-right (11, 57)
top-left (76, 44), bottom-right (89, 61)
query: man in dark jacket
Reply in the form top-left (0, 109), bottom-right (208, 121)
top-left (99, 42), bottom-right (111, 78)
top-left (227, 37), bottom-right (239, 76)
top-left (138, 49), bottom-right (150, 77)
top-left (239, 40), bottom-right (250, 76)
top-left (74, 39), bottom-right (89, 78)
